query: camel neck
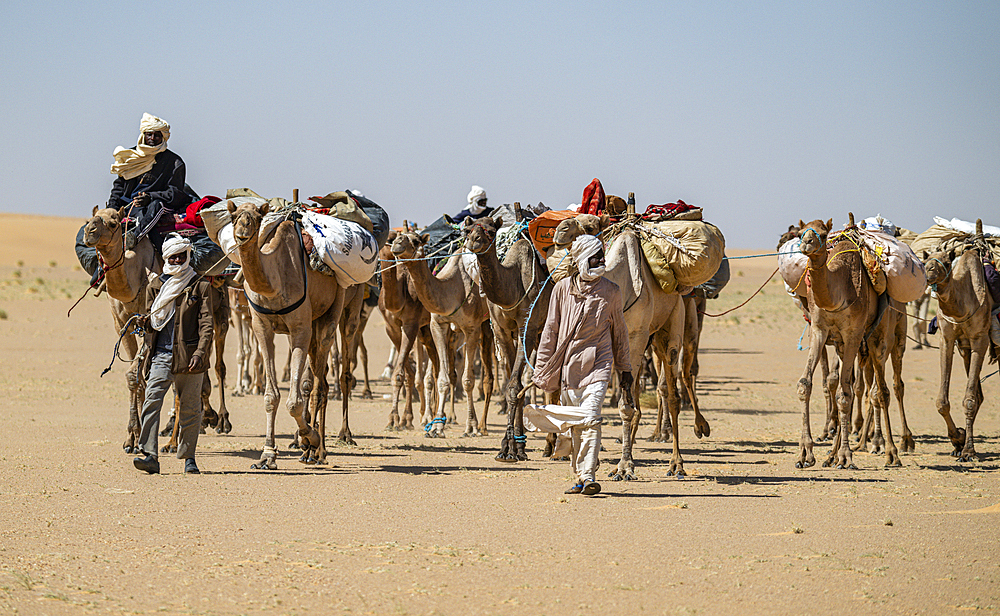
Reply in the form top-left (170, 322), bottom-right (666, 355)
top-left (98, 238), bottom-right (140, 303)
top-left (475, 243), bottom-right (523, 307)
top-left (806, 249), bottom-right (849, 312)
top-left (238, 235), bottom-right (279, 297)
top-left (380, 253), bottom-right (406, 313)
top-left (403, 256), bottom-right (461, 316)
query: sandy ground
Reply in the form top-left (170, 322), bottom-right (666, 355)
top-left (0, 213), bottom-right (998, 615)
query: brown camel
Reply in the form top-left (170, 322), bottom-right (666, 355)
top-left (229, 282), bottom-right (264, 396)
top-left (391, 231), bottom-right (495, 437)
top-left (924, 230), bottom-right (996, 461)
top-left (462, 213), bottom-right (554, 461)
top-left (377, 239), bottom-right (440, 430)
top-left (82, 206), bottom-right (157, 453)
top-left (228, 201), bottom-right (359, 468)
top-left (796, 217), bottom-right (901, 470)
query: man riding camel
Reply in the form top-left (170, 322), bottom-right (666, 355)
top-left (108, 113), bottom-right (191, 252)
top-left (524, 234), bottom-right (633, 496)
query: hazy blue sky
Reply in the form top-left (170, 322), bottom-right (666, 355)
top-left (1, 1), bottom-right (997, 247)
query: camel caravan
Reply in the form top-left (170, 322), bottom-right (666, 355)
top-left (78, 114), bottom-right (999, 481)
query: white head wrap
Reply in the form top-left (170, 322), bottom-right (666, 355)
top-left (571, 234), bottom-right (605, 282)
top-left (467, 185), bottom-right (488, 215)
top-left (110, 113), bottom-right (171, 180)
top-left (150, 234), bottom-right (197, 331)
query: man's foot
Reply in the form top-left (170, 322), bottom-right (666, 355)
top-left (564, 482), bottom-right (583, 494)
top-left (581, 479), bottom-right (601, 496)
top-left (133, 454), bottom-right (159, 474)
top-left (184, 458), bottom-right (200, 474)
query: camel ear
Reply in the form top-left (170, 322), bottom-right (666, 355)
top-left (599, 214), bottom-right (611, 230)
top-left (419, 233), bottom-right (430, 245)
top-left (92, 205), bottom-right (99, 217)
top-left (947, 248), bottom-right (956, 262)
top-left (798, 220), bottom-right (806, 231)
top-left (493, 215), bottom-right (504, 228)
top-left (226, 200), bottom-right (236, 214)
top-left (826, 218), bottom-right (833, 231)
top-left (260, 203), bottom-right (270, 216)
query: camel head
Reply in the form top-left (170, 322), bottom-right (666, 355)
top-left (228, 200), bottom-right (269, 244)
top-left (924, 247), bottom-right (958, 286)
top-left (390, 231), bottom-right (428, 260)
top-left (552, 214), bottom-right (610, 248)
top-left (83, 206), bottom-right (126, 249)
top-left (798, 218), bottom-right (832, 258)
top-left (461, 215), bottom-right (501, 254)
top-left (777, 224), bottom-right (801, 251)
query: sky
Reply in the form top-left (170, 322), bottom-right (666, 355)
top-left (1, 0), bottom-right (997, 248)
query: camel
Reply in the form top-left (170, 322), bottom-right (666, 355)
top-left (462, 213), bottom-right (555, 461)
top-left (549, 213), bottom-right (693, 478)
top-left (796, 216), bottom-right (902, 470)
top-left (82, 206), bottom-right (157, 453)
top-left (378, 239), bottom-right (440, 430)
top-left (923, 229), bottom-right (997, 461)
top-left (229, 283), bottom-right (264, 396)
top-left (228, 201), bottom-right (361, 468)
top-left (391, 231), bottom-right (495, 437)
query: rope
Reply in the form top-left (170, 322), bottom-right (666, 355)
top-left (797, 324), bottom-right (808, 351)
top-left (700, 266), bottom-right (779, 318)
top-left (520, 251), bottom-right (568, 371)
top-left (100, 314), bottom-right (143, 377)
top-left (423, 416), bottom-right (446, 432)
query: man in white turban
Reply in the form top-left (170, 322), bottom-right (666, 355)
top-left (452, 185), bottom-right (494, 224)
top-left (132, 234), bottom-right (214, 475)
top-left (108, 113), bottom-right (190, 251)
top-left (524, 234), bottom-right (633, 496)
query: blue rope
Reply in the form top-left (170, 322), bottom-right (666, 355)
top-left (521, 250), bottom-right (569, 372)
top-left (797, 324), bottom-right (808, 351)
top-left (513, 435), bottom-right (527, 442)
top-left (423, 416), bottom-right (446, 432)
top-left (724, 252), bottom-right (783, 260)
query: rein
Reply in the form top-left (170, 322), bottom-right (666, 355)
top-left (246, 218), bottom-right (310, 316)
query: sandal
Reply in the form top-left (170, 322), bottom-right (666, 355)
top-left (564, 483), bottom-right (583, 494)
top-left (581, 479), bottom-right (602, 496)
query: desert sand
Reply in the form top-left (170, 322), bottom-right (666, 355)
top-left (0, 212), bottom-right (997, 615)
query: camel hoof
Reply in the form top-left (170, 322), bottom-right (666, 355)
top-left (885, 457), bottom-right (902, 468)
top-left (958, 452), bottom-right (978, 463)
top-left (901, 437), bottom-right (916, 453)
top-left (123, 444), bottom-right (134, 454)
top-left (250, 459), bottom-right (278, 470)
top-left (361, 391), bottom-right (373, 400)
top-left (160, 444), bottom-right (177, 454)
top-left (299, 452), bottom-right (317, 464)
top-left (339, 437), bottom-right (357, 446)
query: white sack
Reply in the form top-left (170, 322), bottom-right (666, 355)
top-left (859, 230), bottom-right (928, 303)
top-left (301, 211), bottom-right (379, 287)
top-left (777, 237), bottom-right (809, 297)
top-left (933, 216), bottom-right (1000, 237)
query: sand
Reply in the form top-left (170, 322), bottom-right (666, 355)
top-left (0, 214), bottom-right (997, 615)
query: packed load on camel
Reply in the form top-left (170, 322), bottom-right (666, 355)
top-left (202, 189), bottom-right (389, 288)
top-left (777, 215), bottom-right (928, 304)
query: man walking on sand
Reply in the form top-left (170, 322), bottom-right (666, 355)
top-left (524, 234), bottom-right (633, 496)
top-left (132, 234), bottom-right (214, 475)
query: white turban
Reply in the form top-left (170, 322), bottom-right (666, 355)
top-left (571, 234), bottom-right (605, 282)
top-left (467, 185), bottom-right (488, 215)
top-left (150, 234), bottom-right (196, 331)
top-left (110, 113), bottom-right (171, 180)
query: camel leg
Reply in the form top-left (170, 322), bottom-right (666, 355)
top-left (795, 325), bottom-right (826, 468)
top-left (610, 365), bottom-right (641, 481)
top-left (822, 352), bottom-right (840, 441)
top-left (251, 322), bottom-right (280, 470)
top-left (161, 392), bottom-right (181, 454)
top-left (652, 329), bottom-right (684, 476)
top-left (891, 316), bottom-right (914, 452)
top-left (386, 321), bottom-right (415, 430)
top-left (336, 285), bottom-right (359, 447)
top-left (681, 296), bottom-right (710, 439)
top-left (284, 329), bottom-right (319, 457)
top-left (427, 318), bottom-right (451, 438)
top-left (871, 353), bottom-right (901, 468)
top-left (280, 347), bottom-right (292, 383)
top-left (359, 333), bottom-right (373, 399)
top-left (477, 320), bottom-right (495, 435)
top-left (958, 338), bottom-right (988, 462)
top-left (827, 339), bottom-right (861, 470)
top-left (492, 326), bottom-right (517, 418)
top-left (935, 335), bottom-right (965, 455)
top-left (232, 313), bottom-right (248, 397)
top-left (461, 325), bottom-right (483, 437)
top-left (213, 324), bottom-right (230, 433)
top-left (199, 372), bottom-right (217, 433)
top-left (817, 347), bottom-right (832, 441)
top-left (856, 360), bottom-right (880, 453)
top-left (121, 333), bottom-right (142, 454)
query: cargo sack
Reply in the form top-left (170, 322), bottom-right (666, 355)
top-left (860, 247), bottom-right (888, 295)
top-left (300, 211), bottom-right (379, 287)
top-left (778, 237), bottom-right (809, 297)
top-left (202, 190), bottom-right (269, 245)
top-left (695, 257), bottom-right (730, 300)
top-left (857, 230), bottom-right (927, 303)
top-left (908, 225), bottom-right (969, 258)
top-left (309, 192), bottom-right (374, 234)
top-left (528, 210), bottom-right (579, 254)
top-left (421, 215), bottom-right (463, 269)
top-left (638, 219), bottom-right (726, 292)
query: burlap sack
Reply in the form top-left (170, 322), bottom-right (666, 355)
top-left (639, 220), bottom-right (726, 291)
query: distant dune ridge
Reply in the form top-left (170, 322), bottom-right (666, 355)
top-left (0, 213), bottom-right (87, 268)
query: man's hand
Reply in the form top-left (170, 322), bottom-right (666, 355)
top-left (134, 314), bottom-right (149, 329)
top-left (619, 371), bottom-right (635, 405)
top-left (131, 192), bottom-right (151, 208)
top-left (188, 355), bottom-right (204, 373)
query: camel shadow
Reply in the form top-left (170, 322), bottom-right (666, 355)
top-left (372, 464), bottom-right (541, 475)
top-left (699, 348), bottom-right (763, 355)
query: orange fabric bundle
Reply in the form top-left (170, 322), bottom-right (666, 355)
top-left (528, 210), bottom-right (579, 253)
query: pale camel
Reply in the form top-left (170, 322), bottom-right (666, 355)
top-left (82, 206), bottom-right (156, 454)
top-left (391, 231), bottom-right (495, 437)
top-left (228, 201), bottom-right (358, 468)
top-left (796, 217), bottom-right (901, 470)
top-left (378, 240), bottom-right (440, 429)
top-left (550, 215), bottom-right (693, 478)
top-left (924, 229), bottom-right (996, 461)
top-left (462, 213), bottom-right (554, 461)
